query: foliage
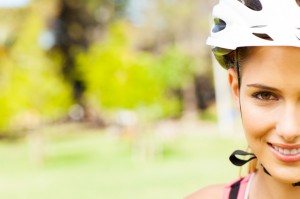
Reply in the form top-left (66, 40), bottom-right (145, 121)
top-left (151, 46), bottom-right (197, 89)
top-left (0, 3), bottom-right (72, 131)
top-left (0, 0), bottom-right (216, 131)
top-left (49, 0), bottom-right (131, 107)
top-left (77, 22), bottom-right (158, 108)
top-left (76, 21), bottom-right (199, 119)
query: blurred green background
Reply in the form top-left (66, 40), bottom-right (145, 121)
top-left (0, 0), bottom-right (245, 198)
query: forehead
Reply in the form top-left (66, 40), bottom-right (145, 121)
top-left (242, 46), bottom-right (300, 84)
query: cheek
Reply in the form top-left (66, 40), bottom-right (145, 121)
top-left (240, 100), bottom-right (275, 145)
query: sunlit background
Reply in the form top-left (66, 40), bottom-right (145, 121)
top-left (0, 0), bottom-right (246, 198)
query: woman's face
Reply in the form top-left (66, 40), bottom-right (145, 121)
top-left (229, 46), bottom-right (300, 183)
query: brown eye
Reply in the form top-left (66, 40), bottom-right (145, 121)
top-left (253, 92), bottom-right (277, 101)
top-left (259, 92), bottom-right (272, 100)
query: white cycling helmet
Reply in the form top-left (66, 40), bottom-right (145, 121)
top-left (207, 0), bottom-right (300, 69)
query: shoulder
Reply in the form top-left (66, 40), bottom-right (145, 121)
top-left (184, 184), bottom-right (225, 199)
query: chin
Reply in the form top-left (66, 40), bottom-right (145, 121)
top-left (266, 165), bottom-right (300, 184)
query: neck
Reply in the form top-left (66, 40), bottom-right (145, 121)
top-left (251, 168), bottom-right (300, 199)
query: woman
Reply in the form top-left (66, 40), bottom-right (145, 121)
top-left (187, 0), bottom-right (300, 198)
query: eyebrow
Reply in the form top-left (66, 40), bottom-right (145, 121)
top-left (246, 84), bottom-right (279, 92)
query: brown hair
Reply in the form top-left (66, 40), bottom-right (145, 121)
top-left (234, 47), bottom-right (259, 175)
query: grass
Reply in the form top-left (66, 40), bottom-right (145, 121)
top-left (0, 123), bottom-right (246, 199)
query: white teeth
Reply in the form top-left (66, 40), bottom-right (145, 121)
top-left (273, 145), bottom-right (300, 155)
top-left (279, 147), bottom-right (284, 153)
top-left (284, 149), bottom-right (289, 155)
top-left (291, 149), bottom-right (298, 155)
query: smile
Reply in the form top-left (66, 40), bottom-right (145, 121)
top-left (273, 145), bottom-right (300, 155)
top-left (269, 143), bottom-right (300, 163)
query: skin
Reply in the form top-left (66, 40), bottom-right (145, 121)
top-left (186, 46), bottom-right (300, 199)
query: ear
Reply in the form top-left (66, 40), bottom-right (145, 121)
top-left (228, 68), bottom-right (240, 109)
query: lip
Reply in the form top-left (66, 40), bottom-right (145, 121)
top-left (268, 143), bottom-right (300, 163)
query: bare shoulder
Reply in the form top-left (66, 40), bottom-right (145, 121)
top-left (184, 184), bottom-right (225, 199)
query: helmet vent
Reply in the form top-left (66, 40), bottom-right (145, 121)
top-left (250, 25), bottom-right (267, 28)
top-left (212, 18), bottom-right (226, 33)
top-left (237, 0), bottom-right (262, 11)
top-left (252, 33), bottom-right (273, 41)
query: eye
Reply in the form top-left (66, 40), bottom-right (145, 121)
top-left (252, 91), bottom-right (278, 101)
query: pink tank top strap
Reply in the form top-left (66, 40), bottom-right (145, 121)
top-left (222, 174), bottom-right (253, 199)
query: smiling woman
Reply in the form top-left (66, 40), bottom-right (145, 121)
top-left (186, 0), bottom-right (300, 199)
top-left (235, 46), bottom-right (300, 183)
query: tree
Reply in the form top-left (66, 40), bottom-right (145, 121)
top-left (0, 1), bottom-right (72, 132)
top-left (49, 0), bottom-right (129, 121)
top-left (132, 0), bottom-right (217, 118)
top-left (76, 21), bottom-right (181, 120)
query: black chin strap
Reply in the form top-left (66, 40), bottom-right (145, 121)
top-left (229, 150), bottom-right (256, 166)
top-left (229, 150), bottom-right (300, 187)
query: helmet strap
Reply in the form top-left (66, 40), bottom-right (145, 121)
top-left (229, 150), bottom-right (300, 186)
top-left (261, 163), bottom-right (300, 187)
top-left (229, 150), bottom-right (256, 166)
top-left (234, 49), bottom-right (241, 88)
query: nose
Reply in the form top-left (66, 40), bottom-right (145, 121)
top-left (276, 104), bottom-right (300, 142)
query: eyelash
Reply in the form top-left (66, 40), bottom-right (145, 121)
top-left (251, 91), bottom-right (278, 101)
